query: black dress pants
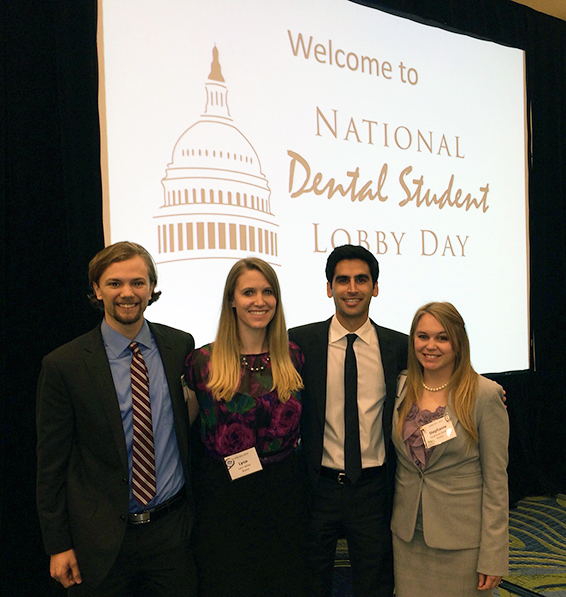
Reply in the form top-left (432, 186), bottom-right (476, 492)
top-left (69, 504), bottom-right (196, 597)
top-left (307, 467), bottom-right (393, 597)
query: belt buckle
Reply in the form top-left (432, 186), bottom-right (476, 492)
top-left (337, 472), bottom-right (349, 485)
top-left (130, 511), bottom-right (151, 525)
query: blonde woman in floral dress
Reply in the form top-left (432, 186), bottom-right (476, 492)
top-left (184, 258), bottom-right (306, 597)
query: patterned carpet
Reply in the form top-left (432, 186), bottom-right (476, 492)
top-left (333, 495), bottom-right (566, 596)
top-left (497, 496), bottom-right (566, 597)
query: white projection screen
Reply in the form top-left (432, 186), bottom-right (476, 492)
top-left (98, 0), bottom-right (530, 373)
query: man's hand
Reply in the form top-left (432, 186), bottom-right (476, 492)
top-left (50, 549), bottom-right (82, 588)
top-left (478, 573), bottom-right (501, 590)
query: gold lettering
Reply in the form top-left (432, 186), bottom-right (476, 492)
top-left (398, 166), bottom-right (416, 207)
top-left (288, 150), bottom-right (311, 197)
top-left (437, 134), bottom-right (451, 156)
top-left (398, 167), bottom-right (489, 212)
top-left (376, 231), bottom-right (388, 254)
top-left (362, 119), bottom-right (378, 144)
top-left (288, 31), bottom-right (393, 81)
top-left (470, 184), bottom-right (489, 212)
top-left (417, 131), bottom-right (433, 154)
top-left (442, 236), bottom-right (455, 256)
top-left (391, 232), bottom-right (405, 255)
top-left (316, 107), bottom-right (337, 138)
top-left (345, 118), bottom-right (361, 142)
top-left (315, 226), bottom-right (405, 255)
top-left (314, 44), bottom-right (327, 63)
top-left (288, 151), bottom-right (389, 203)
top-left (361, 56), bottom-right (379, 75)
top-left (421, 230), bottom-right (438, 256)
top-left (331, 229), bottom-right (351, 246)
top-left (346, 52), bottom-right (359, 71)
top-left (358, 230), bottom-right (370, 249)
top-left (455, 136), bottom-right (465, 158)
top-left (395, 126), bottom-right (412, 150)
top-left (456, 235), bottom-right (469, 256)
top-left (287, 31), bottom-right (313, 57)
top-left (313, 223), bottom-right (327, 253)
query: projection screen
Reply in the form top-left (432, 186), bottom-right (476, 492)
top-left (98, 0), bottom-right (529, 373)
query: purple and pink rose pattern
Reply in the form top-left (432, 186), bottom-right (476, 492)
top-left (186, 343), bottom-right (304, 457)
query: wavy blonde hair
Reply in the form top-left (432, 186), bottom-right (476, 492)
top-left (397, 302), bottom-right (479, 442)
top-left (207, 258), bottom-right (303, 402)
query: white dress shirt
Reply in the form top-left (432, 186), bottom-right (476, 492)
top-left (322, 315), bottom-right (387, 470)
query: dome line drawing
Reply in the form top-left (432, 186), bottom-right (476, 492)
top-left (156, 46), bottom-right (279, 264)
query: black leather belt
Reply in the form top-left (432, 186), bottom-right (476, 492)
top-left (128, 487), bottom-right (186, 525)
top-left (319, 465), bottom-right (385, 485)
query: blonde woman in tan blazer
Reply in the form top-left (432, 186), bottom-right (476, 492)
top-left (391, 302), bottom-right (508, 596)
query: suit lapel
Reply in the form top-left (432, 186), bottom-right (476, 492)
top-left (373, 322), bottom-right (399, 445)
top-left (374, 323), bottom-right (397, 399)
top-left (311, 320), bottom-right (331, 429)
top-left (391, 374), bottom-right (414, 464)
top-left (149, 322), bottom-right (190, 468)
top-left (81, 326), bottom-right (129, 470)
top-left (149, 323), bottom-right (174, 390)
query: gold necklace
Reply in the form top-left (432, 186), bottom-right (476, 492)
top-left (241, 354), bottom-right (270, 372)
top-left (421, 381), bottom-right (449, 392)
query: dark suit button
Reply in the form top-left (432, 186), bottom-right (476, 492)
top-left (122, 478), bottom-right (128, 484)
top-left (120, 515), bottom-right (126, 521)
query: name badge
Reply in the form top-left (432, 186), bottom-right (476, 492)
top-left (224, 447), bottom-right (263, 481)
top-left (420, 414), bottom-right (457, 449)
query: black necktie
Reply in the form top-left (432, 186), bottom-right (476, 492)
top-left (344, 333), bottom-right (362, 483)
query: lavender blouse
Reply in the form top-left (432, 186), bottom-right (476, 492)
top-left (402, 402), bottom-right (447, 470)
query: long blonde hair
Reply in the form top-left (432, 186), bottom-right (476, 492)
top-left (207, 258), bottom-right (303, 402)
top-left (397, 302), bottom-right (479, 441)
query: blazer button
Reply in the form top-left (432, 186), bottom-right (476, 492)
top-left (122, 478), bottom-right (128, 484)
top-left (120, 515), bottom-right (126, 521)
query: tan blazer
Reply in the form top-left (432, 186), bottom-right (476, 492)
top-left (390, 373), bottom-right (509, 576)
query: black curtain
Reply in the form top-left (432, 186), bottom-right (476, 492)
top-left (2, 0), bottom-right (565, 593)
top-left (2, 1), bottom-right (102, 594)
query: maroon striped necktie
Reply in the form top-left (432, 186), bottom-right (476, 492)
top-left (129, 342), bottom-right (156, 506)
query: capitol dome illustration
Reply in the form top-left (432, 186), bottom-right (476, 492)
top-left (156, 47), bottom-right (279, 264)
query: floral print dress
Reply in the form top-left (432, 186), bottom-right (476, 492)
top-left (187, 343), bottom-right (303, 461)
top-left (184, 342), bottom-right (307, 597)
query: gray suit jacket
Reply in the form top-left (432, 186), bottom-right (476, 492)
top-left (391, 373), bottom-right (509, 575)
top-left (36, 321), bottom-right (195, 587)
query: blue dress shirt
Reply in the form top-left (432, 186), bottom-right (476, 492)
top-left (101, 319), bottom-right (185, 512)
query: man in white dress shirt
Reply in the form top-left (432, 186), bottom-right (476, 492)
top-left (289, 245), bottom-right (408, 597)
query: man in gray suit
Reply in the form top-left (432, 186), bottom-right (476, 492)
top-left (289, 245), bottom-right (408, 597)
top-left (36, 242), bottom-right (196, 596)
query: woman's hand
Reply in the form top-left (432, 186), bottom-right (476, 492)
top-left (477, 573), bottom-right (502, 590)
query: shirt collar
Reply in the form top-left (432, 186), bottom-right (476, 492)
top-left (100, 319), bottom-right (152, 357)
top-left (329, 314), bottom-right (374, 346)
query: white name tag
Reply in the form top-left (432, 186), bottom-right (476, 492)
top-left (224, 447), bottom-right (263, 481)
top-left (420, 414), bottom-right (457, 449)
